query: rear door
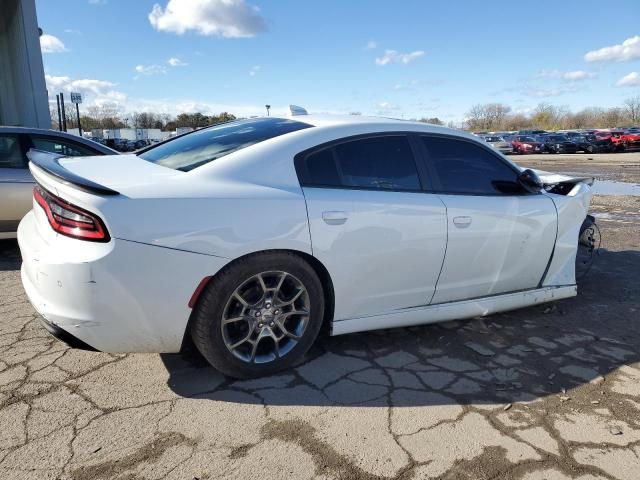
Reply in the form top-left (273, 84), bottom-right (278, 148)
top-left (419, 134), bottom-right (557, 304)
top-left (297, 134), bottom-right (447, 321)
top-left (0, 133), bottom-right (33, 234)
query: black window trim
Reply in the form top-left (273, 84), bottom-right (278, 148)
top-left (294, 131), bottom-right (433, 193)
top-left (417, 132), bottom-right (536, 197)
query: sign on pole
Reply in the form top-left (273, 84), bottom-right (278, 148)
top-left (70, 92), bottom-right (83, 136)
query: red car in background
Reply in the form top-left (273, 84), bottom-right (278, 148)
top-left (511, 135), bottom-right (543, 154)
top-left (622, 130), bottom-right (640, 150)
top-left (594, 130), bottom-right (625, 151)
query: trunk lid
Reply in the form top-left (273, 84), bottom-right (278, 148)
top-left (32, 151), bottom-right (182, 197)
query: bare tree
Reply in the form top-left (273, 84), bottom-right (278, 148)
top-left (624, 96), bottom-right (640, 124)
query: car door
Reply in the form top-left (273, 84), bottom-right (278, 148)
top-left (0, 133), bottom-right (33, 235)
top-left (419, 134), bottom-right (557, 304)
top-left (296, 134), bottom-right (448, 321)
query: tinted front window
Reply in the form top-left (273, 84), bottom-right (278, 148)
top-left (139, 118), bottom-right (312, 171)
top-left (0, 135), bottom-right (24, 168)
top-left (421, 136), bottom-right (519, 195)
top-left (335, 136), bottom-right (421, 190)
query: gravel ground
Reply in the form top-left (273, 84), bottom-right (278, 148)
top-left (0, 152), bottom-right (639, 480)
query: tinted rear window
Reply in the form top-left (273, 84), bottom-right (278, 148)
top-left (138, 118), bottom-right (312, 171)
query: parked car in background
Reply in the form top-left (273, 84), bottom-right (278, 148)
top-left (17, 113), bottom-right (594, 378)
top-left (511, 135), bottom-right (543, 154)
top-left (622, 130), bottom-right (640, 150)
top-left (540, 134), bottom-right (578, 154)
top-left (594, 131), bottom-right (625, 151)
top-left (580, 134), bottom-right (615, 153)
top-left (0, 127), bottom-right (117, 239)
top-left (518, 129), bottom-right (547, 136)
top-left (483, 135), bottom-right (513, 154)
top-left (133, 139), bottom-right (150, 150)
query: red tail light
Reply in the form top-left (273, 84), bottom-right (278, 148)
top-left (33, 185), bottom-right (110, 242)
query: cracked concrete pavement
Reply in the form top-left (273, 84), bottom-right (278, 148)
top-left (0, 155), bottom-right (639, 479)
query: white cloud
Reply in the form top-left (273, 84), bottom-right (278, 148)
top-left (249, 65), bottom-right (261, 76)
top-left (536, 69), bottom-right (597, 81)
top-left (393, 80), bottom-right (419, 90)
top-left (40, 34), bottom-right (67, 53)
top-left (616, 72), bottom-right (640, 87)
top-left (375, 49), bottom-right (425, 66)
top-left (523, 85), bottom-right (579, 98)
top-left (167, 57), bottom-right (188, 66)
top-left (89, 0), bottom-right (108, 4)
top-left (365, 40), bottom-right (377, 49)
top-left (584, 35), bottom-right (640, 63)
top-left (148, 0), bottom-right (266, 38)
top-left (45, 74), bottom-right (126, 106)
top-left (134, 64), bottom-right (167, 77)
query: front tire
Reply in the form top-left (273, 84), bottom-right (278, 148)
top-left (190, 252), bottom-right (325, 379)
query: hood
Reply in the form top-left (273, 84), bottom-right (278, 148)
top-left (530, 169), bottom-right (594, 187)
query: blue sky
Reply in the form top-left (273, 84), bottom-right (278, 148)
top-left (37, 0), bottom-right (640, 122)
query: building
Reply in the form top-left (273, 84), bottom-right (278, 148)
top-left (0, 0), bottom-right (50, 128)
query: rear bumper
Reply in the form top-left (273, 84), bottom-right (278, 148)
top-left (18, 211), bottom-right (229, 353)
top-left (37, 314), bottom-right (98, 351)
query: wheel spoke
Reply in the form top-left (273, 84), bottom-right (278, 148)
top-left (256, 274), bottom-right (268, 295)
top-left (222, 315), bottom-right (249, 325)
top-left (277, 288), bottom-right (303, 307)
top-left (232, 291), bottom-right (249, 307)
top-left (280, 308), bottom-right (309, 318)
top-left (249, 338), bottom-right (260, 363)
top-left (228, 331), bottom-right (253, 350)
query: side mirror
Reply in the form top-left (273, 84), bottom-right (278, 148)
top-left (518, 169), bottom-right (543, 193)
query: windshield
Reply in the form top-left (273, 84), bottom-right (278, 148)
top-left (519, 136), bottom-right (536, 142)
top-left (547, 135), bottom-right (568, 142)
top-left (138, 118), bottom-right (312, 171)
top-left (484, 136), bottom-right (502, 142)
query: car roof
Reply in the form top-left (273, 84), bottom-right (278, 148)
top-left (0, 126), bottom-right (118, 154)
top-left (274, 114), bottom-right (476, 139)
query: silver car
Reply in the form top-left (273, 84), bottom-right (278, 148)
top-left (483, 135), bottom-right (513, 155)
top-left (0, 127), bottom-right (116, 239)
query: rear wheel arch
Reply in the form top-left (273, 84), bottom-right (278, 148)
top-left (182, 248), bottom-right (335, 351)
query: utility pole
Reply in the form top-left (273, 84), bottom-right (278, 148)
top-left (60, 92), bottom-right (67, 132)
top-left (55, 95), bottom-right (63, 131)
top-left (76, 102), bottom-right (82, 137)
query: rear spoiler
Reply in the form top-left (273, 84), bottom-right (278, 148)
top-left (27, 149), bottom-right (120, 196)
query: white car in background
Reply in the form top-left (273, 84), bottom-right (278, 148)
top-left (18, 110), bottom-right (594, 378)
top-left (483, 135), bottom-right (513, 154)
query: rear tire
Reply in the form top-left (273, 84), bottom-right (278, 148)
top-left (190, 251), bottom-right (325, 379)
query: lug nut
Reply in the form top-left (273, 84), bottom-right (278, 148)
top-left (269, 322), bottom-right (274, 327)
top-left (255, 311), bottom-right (261, 317)
top-left (258, 323), bottom-right (263, 328)
top-left (266, 302), bottom-right (271, 308)
top-left (274, 309), bottom-right (279, 314)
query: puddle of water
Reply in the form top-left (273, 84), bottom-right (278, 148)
top-left (591, 179), bottom-right (640, 196)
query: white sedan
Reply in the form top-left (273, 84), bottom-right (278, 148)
top-left (18, 110), bottom-right (594, 378)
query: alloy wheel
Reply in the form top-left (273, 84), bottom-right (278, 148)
top-left (221, 271), bottom-right (310, 364)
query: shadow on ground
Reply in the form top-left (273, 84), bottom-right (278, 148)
top-left (161, 248), bottom-right (640, 408)
top-left (0, 240), bottom-right (20, 272)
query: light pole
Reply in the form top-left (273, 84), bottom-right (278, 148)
top-left (265, 104), bottom-right (271, 117)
